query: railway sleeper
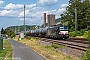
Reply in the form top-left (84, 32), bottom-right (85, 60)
top-left (54, 42), bottom-right (87, 51)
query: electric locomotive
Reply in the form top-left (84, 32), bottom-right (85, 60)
top-left (46, 24), bottom-right (69, 39)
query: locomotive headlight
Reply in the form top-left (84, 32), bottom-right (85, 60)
top-left (59, 32), bottom-right (64, 35)
top-left (65, 32), bottom-right (68, 34)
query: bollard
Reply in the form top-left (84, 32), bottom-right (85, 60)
top-left (0, 37), bottom-right (3, 51)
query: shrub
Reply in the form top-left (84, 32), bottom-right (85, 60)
top-left (51, 42), bottom-right (64, 49)
top-left (45, 43), bottom-right (65, 49)
top-left (51, 44), bottom-right (60, 49)
top-left (87, 30), bottom-right (90, 47)
top-left (81, 50), bottom-right (90, 60)
top-left (44, 45), bottom-right (52, 49)
top-left (85, 26), bottom-right (90, 31)
top-left (80, 29), bottom-right (85, 35)
top-left (69, 31), bottom-right (77, 37)
top-left (76, 31), bottom-right (82, 36)
top-left (70, 30), bottom-right (85, 37)
top-left (26, 36), bottom-right (31, 40)
top-left (80, 29), bottom-right (85, 33)
top-left (83, 31), bottom-right (88, 38)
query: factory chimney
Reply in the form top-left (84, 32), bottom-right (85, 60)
top-left (48, 14), bottom-right (55, 26)
top-left (44, 13), bottom-right (46, 27)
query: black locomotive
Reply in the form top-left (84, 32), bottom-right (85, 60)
top-left (26, 24), bottom-right (69, 39)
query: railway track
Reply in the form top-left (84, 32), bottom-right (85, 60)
top-left (39, 38), bottom-right (89, 51)
top-left (67, 38), bottom-right (88, 44)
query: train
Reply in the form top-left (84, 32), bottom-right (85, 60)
top-left (26, 24), bottom-right (69, 39)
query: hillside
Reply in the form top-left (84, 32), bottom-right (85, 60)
top-left (55, 18), bottom-right (62, 23)
top-left (6, 25), bottom-right (36, 32)
top-left (5, 18), bottom-right (62, 33)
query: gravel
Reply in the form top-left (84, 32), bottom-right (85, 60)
top-left (37, 40), bottom-right (52, 46)
top-left (37, 40), bottom-right (86, 58)
top-left (56, 47), bottom-right (86, 58)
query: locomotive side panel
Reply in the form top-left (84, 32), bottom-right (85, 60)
top-left (47, 26), bottom-right (59, 38)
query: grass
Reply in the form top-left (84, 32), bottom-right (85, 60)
top-left (87, 30), bottom-right (90, 47)
top-left (0, 40), bottom-right (12, 60)
top-left (14, 36), bottom-right (78, 60)
top-left (81, 49), bottom-right (90, 60)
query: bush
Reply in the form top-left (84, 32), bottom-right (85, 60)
top-left (44, 45), bottom-right (52, 49)
top-left (51, 42), bottom-right (64, 49)
top-left (69, 31), bottom-right (77, 37)
top-left (26, 36), bottom-right (31, 40)
top-left (76, 30), bottom-right (85, 36)
top-left (69, 30), bottom-right (85, 37)
top-left (81, 50), bottom-right (90, 60)
top-left (76, 31), bottom-right (82, 36)
top-left (51, 44), bottom-right (60, 49)
top-left (87, 30), bottom-right (90, 47)
top-left (80, 29), bottom-right (85, 35)
top-left (85, 26), bottom-right (90, 31)
top-left (83, 31), bottom-right (88, 38)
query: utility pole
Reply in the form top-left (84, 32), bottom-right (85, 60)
top-left (24, 5), bottom-right (26, 34)
top-left (75, 7), bottom-right (77, 32)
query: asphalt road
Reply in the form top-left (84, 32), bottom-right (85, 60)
top-left (9, 39), bottom-right (46, 60)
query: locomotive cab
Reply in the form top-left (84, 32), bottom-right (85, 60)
top-left (59, 26), bottom-right (69, 39)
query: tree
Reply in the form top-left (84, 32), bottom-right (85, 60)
top-left (1, 27), bottom-right (5, 34)
top-left (5, 29), bottom-right (16, 38)
top-left (60, 0), bottom-right (90, 31)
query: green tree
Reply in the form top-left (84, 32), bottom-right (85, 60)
top-left (61, 0), bottom-right (90, 31)
top-left (6, 29), bottom-right (16, 38)
top-left (1, 27), bottom-right (5, 34)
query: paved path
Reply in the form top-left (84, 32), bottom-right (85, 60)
top-left (9, 39), bottom-right (46, 60)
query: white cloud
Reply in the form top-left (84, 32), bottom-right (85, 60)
top-left (4, 3), bottom-right (36, 9)
top-left (0, 10), bottom-right (18, 16)
top-left (44, 8), bottom-right (65, 19)
top-left (38, 0), bottom-right (58, 6)
top-left (18, 10), bottom-right (30, 17)
top-left (0, 0), bottom-right (4, 5)
top-left (54, 4), bottom-right (68, 19)
top-left (18, 7), bottom-right (46, 18)
top-left (26, 3), bottom-right (36, 8)
top-left (18, 6), bottom-right (66, 22)
top-left (56, 4), bottom-right (68, 14)
top-left (4, 3), bottom-right (23, 9)
top-left (31, 7), bottom-right (46, 12)
top-left (61, 4), bottom-right (68, 8)
top-left (57, 8), bottom-right (66, 13)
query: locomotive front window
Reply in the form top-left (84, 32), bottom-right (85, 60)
top-left (60, 26), bottom-right (68, 30)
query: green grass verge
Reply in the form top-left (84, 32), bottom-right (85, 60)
top-left (81, 49), bottom-right (90, 60)
top-left (0, 40), bottom-right (12, 60)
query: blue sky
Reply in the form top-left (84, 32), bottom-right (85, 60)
top-left (0, 0), bottom-right (69, 30)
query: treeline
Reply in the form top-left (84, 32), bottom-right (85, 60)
top-left (60, 0), bottom-right (90, 32)
top-left (1, 27), bottom-right (16, 38)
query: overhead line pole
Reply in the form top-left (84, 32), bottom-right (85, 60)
top-left (75, 7), bottom-right (77, 32)
top-left (24, 5), bottom-right (26, 34)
